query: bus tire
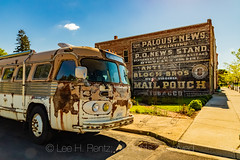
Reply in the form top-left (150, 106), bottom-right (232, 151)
top-left (28, 106), bottom-right (52, 144)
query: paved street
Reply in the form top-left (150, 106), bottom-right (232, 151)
top-left (0, 116), bottom-right (224, 160)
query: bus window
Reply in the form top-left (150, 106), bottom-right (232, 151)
top-left (119, 65), bottom-right (130, 84)
top-left (2, 68), bottom-right (14, 80)
top-left (56, 60), bottom-right (76, 81)
top-left (33, 64), bottom-right (51, 80)
top-left (16, 66), bottom-right (31, 80)
top-left (81, 59), bottom-right (120, 83)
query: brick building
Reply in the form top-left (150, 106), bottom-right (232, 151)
top-left (95, 19), bottom-right (218, 96)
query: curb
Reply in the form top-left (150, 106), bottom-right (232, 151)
top-left (177, 141), bottom-right (237, 159)
top-left (114, 128), bottom-right (178, 147)
top-left (167, 148), bottom-right (233, 160)
top-left (114, 127), bottom-right (239, 159)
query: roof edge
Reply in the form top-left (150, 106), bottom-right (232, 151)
top-left (96, 19), bottom-right (212, 44)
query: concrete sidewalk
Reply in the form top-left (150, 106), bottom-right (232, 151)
top-left (115, 113), bottom-right (193, 146)
top-left (178, 88), bottom-right (240, 159)
top-left (116, 88), bottom-right (240, 159)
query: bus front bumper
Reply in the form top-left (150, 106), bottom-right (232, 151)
top-left (81, 115), bottom-right (134, 132)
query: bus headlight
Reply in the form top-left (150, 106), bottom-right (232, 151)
top-left (92, 103), bottom-right (99, 112)
top-left (103, 103), bottom-right (109, 112)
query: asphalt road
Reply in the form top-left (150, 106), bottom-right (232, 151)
top-left (0, 117), bottom-right (223, 160)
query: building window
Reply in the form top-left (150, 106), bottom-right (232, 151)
top-left (123, 50), bottom-right (128, 63)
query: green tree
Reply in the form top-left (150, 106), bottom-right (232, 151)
top-left (225, 49), bottom-right (240, 86)
top-left (14, 29), bottom-right (31, 52)
top-left (218, 69), bottom-right (228, 86)
top-left (0, 48), bottom-right (8, 56)
top-left (225, 49), bottom-right (240, 85)
top-left (226, 62), bottom-right (240, 84)
top-left (231, 49), bottom-right (240, 61)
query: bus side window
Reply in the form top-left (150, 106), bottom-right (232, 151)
top-left (2, 68), bottom-right (15, 81)
top-left (56, 60), bottom-right (76, 81)
top-left (16, 66), bottom-right (31, 80)
top-left (33, 64), bottom-right (51, 80)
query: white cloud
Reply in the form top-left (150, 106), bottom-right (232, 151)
top-left (64, 23), bottom-right (80, 31)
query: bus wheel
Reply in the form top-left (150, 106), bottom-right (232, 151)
top-left (28, 106), bottom-right (52, 144)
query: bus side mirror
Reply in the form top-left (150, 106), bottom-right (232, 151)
top-left (75, 66), bottom-right (87, 79)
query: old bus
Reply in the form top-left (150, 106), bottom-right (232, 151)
top-left (0, 44), bottom-right (133, 144)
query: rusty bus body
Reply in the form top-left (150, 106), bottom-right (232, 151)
top-left (0, 45), bottom-right (133, 143)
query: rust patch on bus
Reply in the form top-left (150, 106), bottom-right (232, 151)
top-left (60, 110), bottom-right (64, 130)
top-left (116, 100), bottom-right (128, 107)
top-left (53, 83), bottom-right (79, 117)
top-left (112, 104), bottom-right (117, 117)
top-left (112, 100), bottom-right (128, 116)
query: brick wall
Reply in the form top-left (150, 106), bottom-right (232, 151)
top-left (95, 19), bottom-right (217, 96)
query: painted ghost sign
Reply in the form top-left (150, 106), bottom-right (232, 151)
top-left (132, 31), bottom-right (210, 96)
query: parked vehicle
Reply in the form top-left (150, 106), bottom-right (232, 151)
top-left (0, 43), bottom-right (133, 144)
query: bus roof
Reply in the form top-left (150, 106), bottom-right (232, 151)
top-left (0, 46), bottom-right (124, 67)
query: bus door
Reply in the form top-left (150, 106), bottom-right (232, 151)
top-left (50, 53), bottom-right (80, 131)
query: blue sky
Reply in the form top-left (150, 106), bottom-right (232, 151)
top-left (0, 0), bottom-right (239, 69)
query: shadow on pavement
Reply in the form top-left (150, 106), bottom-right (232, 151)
top-left (0, 117), bottom-right (126, 160)
top-left (204, 91), bottom-right (229, 109)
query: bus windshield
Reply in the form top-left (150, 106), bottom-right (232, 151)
top-left (81, 59), bottom-right (120, 83)
top-left (119, 65), bottom-right (130, 84)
